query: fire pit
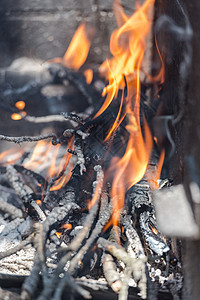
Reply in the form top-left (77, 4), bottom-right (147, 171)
top-left (0, 0), bottom-right (200, 299)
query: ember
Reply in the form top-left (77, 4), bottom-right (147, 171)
top-left (1, 0), bottom-right (198, 299)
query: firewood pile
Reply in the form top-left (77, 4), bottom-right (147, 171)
top-left (0, 60), bottom-right (183, 299)
top-left (0, 0), bottom-right (192, 299)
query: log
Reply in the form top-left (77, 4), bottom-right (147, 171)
top-left (182, 1), bottom-right (200, 299)
top-left (153, 1), bottom-right (200, 299)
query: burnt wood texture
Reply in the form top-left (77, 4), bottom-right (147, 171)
top-left (154, 0), bottom-right (200, 299)
top-left (183, 1), bottom-right (200, 299)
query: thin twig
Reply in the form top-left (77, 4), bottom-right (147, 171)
top-left (122, 216), bottom-right (145, 258)
top-left (25, 115), bottom-right (66, 123)
top-left (21, 223), bottom-right (45, 300)
top-left (42, 201), bottom-right (79, 240)
top-left (0, 133), bottom-right (57, 144)
top-left (0, 198), bottom-right (23, 219)
top-left (119, 266), bottom-right (132, 300)
top-left (69, 193), bottom-right (111, 275)
top-left (43, 168), bottom-right (67, 204)
top-left (30, 201), bottom-right (46, 222)
top-left (61, 112), bottom-right (84, 125)
top-left (38, 168), bottom-right (104, 299)
top-left (52, 273), bottom-right (91, 300)
top-left (68, 166), bottom-right (104, 253)
top-left (98, 238), bottom-right (147, 299)
top-left (102, 253), bottom-right (122, 294)
top-left (0, 233), bottom-right (34, 260)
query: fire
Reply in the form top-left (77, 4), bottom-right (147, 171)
top-left (56, 232), bottom-right (62, 239)
top-left (146, 148), bottom-right (165, 189)
top-left (62, 223), bottom-right (72, 230)
top-left (15, 101), bottom-right (26, 110)
top-left (23, 138), bottom-right (74, 192)
top-left (0, 135), bottom-right (74, 197)
top-left (1, 0), bottom-right (165, 243)
top-left (0, 148), bottom-right (25, 165)
top-left (56, 223), bottom-right (72, 239)
top-left (36, 199), bottom-right (42, 206)
top-left (84, 69), bottom-right (93, 84)
top-left (50, 23), bottom-right (94, 71)
top-left (149, 224), bottom-right (158, 235)
top-left (11, 113), bottom-right (22, 120)
top-left (11, 111), bottom-right (27, 120)
top-left (95, 0), bottom-right (155, 119)
top-left (49, 136), bottom-right (74, 191)
top-left (23, 141), bottom-right (54, 170)
top-left (95, 0), bottom-right (155, 231)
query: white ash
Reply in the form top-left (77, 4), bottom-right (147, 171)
top-left (76, 130), bottom-right (90, 140)
top-left (0, 218), bottom-right (24, 239)
top-left (75, 145), bottom-right (86, 175)
top-left (0, 241), bottom-right (34, 275)
top-left (0, 211), bottom-right (34, 275)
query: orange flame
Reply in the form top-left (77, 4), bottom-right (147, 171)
top-left (104, 92), bottom-right (125, 141)
top-left (0, 148), bottom-right (25, 165)
top-left (11, 113), bottom-right (22, 120)
top-left (56, 232), bottom-right (62, 239)
top-left (51, 23), bottom-right (94, 71)
top-left (36, 199), bottom-right (42, 206)
top-left (23, 141), bottom-right (54, 170)
top-left (84, 69), bottom-right (93, 84)
top-left (62, 223), bottom-right (72, 230)
top-left (150, 224), bottom-right (158, 235)
top-left (49, 136), bottom-right (74, 191)
top-left (11, 111), bottom-right (27, 120)
top-left (146, 148), bottom-right (165, 189)
top-left (97, 0), bottom-right (155, 231)
top-left (95, 0), bottom-right (155, 119)
top-left (56, 223), bottom-right (72, 239)
top-left (15, 101), bottom-right (26, 110)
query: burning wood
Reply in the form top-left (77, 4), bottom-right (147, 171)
top-left (0, 0), bottom-right (186, 299)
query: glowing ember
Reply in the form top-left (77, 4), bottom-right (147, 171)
top-left (36, 200), bottom-right (42, 206)
top-left (150, 224), bottom-right (158, 235)
top-left (62, 223), bottom-right (72, 230)
top-left (11, 111), bottom-right (27, 120)
top-left (84, 69), bottom-right (93, 84)
top-left (11, 113), bottom-right (22, 120)
top-left (15, 101), bottom-right (26, 110)
top-left (146, 148), bottom-right (165, 189)
top-left (56, 223), bottom-right (72, 238)
top-left (56, 232), bottom-right (62, 239)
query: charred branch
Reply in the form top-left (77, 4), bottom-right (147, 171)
top-left (98, 238), bottom-right (147, 299)
top-left (0, 133), bottom-right (57, 145)
top-left (102, 253), bottom-right (122, 294)
top-left (0, 198), bottom-right (23, 219)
